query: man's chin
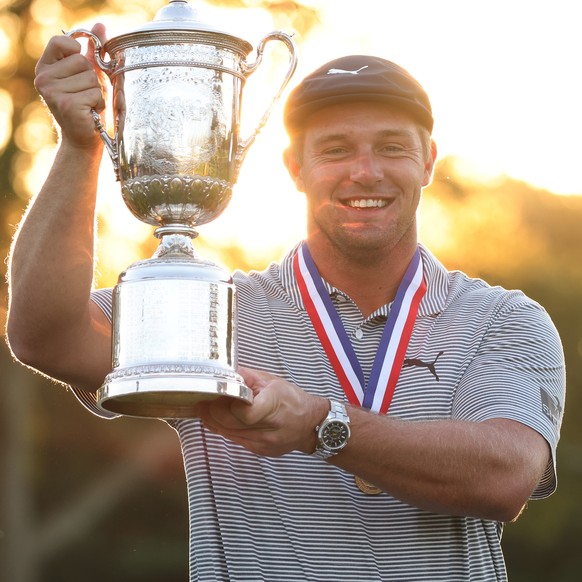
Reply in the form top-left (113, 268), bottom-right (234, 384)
top-left (331, 232), bottom-right (391, 259)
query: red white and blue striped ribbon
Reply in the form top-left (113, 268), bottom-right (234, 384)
top-left (293, 243), bottom-right (426, 414)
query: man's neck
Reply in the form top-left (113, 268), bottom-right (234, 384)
top-left (306, 241), bottom-right (418, 319)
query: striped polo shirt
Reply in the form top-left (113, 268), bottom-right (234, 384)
top-left (81, 243), bottom-right (565, 581)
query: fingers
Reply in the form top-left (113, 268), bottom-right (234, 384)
top-left (196, 372), bottom-right (323, 457)
top-left (197, 393), bottom-right (274, 432)
top-left (197, 396), bottom-right (288, 457)
top-left (34, 32), bottom-right (107, 148)
top-left (36, 33), bottom-right (102, 93)
top-left (36, 34), bottom-right (83, 67)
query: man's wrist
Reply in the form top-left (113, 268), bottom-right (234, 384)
top-left (304, 397), bottom-right (330, 454)
top-left (59, 138), bottom-right (104, 156)
top-left (312, 399), bottom-right (351, 459)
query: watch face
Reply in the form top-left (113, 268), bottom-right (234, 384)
top-left (322, 420), bottom-right (349, 450)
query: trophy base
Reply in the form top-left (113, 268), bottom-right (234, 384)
top-left (97, 374), bottom-right (253, 419)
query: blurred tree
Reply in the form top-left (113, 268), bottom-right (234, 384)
top-left (421, 164), bottom-right (582, 582)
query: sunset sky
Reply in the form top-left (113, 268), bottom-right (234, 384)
top-left (190, 0), bottom-right (582, 257)
top-left (21, 0), bottom-right (582, 264)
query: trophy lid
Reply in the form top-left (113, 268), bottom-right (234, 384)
top-left (138, 0), bottom-right (220, 33)
top-left (104, 0), bottom-right (253, 54)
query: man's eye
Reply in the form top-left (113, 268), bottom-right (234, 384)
top-left (380, 144), bottom-right (405, 154)
top-left (324, 147), bottom-right (349, 155)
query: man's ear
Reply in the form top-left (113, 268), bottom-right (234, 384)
top-left (283, 146), bottom-right (304, 192)
top-left (423, 139), bottom-right (438, 187)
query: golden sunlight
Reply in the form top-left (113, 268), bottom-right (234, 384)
top-left (19, 0), bottom-right (582, 280)
top-left (0, 89), bottom-right (12, 154)
top-left (203, 0), bottom-right (582, 266)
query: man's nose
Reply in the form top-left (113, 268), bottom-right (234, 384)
top-left (349, 150), bottom-right (383, 185)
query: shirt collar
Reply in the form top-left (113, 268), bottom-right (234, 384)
top-left (279, 242), bottom-right (449, 317)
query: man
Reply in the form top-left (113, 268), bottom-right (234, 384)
top-left (7, 24), bottom-right (565, 581)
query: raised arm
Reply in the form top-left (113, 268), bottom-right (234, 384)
top-left (6, 25), bottom-right (112, 392)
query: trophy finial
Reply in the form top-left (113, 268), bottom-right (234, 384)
top-left (155, 1), bottom-right (197, 24)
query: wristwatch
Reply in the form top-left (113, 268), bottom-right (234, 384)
top-left (313, 400), bottom-right (351, 459)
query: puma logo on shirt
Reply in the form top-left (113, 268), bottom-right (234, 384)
top-left (403, 351), bottom-right (445, 381)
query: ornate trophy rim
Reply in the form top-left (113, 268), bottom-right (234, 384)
top-left (105, 0), bottom-right (254, 57)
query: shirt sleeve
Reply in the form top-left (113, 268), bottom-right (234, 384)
top-left (451, 295), bottom-right (565, 499)
top-left (69, 288), bottom-right (119, 419)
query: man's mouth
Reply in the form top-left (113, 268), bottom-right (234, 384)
top-left (345, 199), bottom-right (388, 208)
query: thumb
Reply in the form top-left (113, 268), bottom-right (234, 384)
top-left (230, 385), bottom-right (276, 426)
top-left (91, 22), bottom-right (108, 46)
top-left (239, 366), bottom-right (271, 394)
top-left (84, 23), bottom-right (107, 69)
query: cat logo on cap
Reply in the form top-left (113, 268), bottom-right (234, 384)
top-left (327, 65), bottom-right (368, 75)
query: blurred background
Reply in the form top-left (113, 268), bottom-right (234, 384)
top-left (1, 1), bottom-right (581, 580)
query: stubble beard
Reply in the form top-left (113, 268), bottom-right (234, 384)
top-left (314, 214), bottom-right (417, 268)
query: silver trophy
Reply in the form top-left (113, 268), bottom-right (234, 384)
top-left (67, 0), bottom-right (297, 417)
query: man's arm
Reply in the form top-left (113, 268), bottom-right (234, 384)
top-left (194, 367), bottom-right (551, 523)
top-left (6, 26), bottom-right (112, 392)
top-left (331, 409), bottom-right (549, 522)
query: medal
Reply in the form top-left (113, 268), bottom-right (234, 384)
top-left (295, 243), bottom-right (426, 497)
top-left (354, 476), bottom-right (382, 495)
top-left (294, 243), bottom-right (426, 413)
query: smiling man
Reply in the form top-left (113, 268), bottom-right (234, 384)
top-left (7, 41), bottom-right (565, 582)
top-left (284, 101), bottom-right (434, 316)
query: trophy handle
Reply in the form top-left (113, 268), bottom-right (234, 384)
top-left (64, 29), bottom-right (113, 72)
top-left (64, 29), bottom-right (120, 179)
top-left (236, 31), bottom-right (298, 174)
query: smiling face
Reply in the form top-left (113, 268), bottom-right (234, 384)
top-left (285, 101), bottom-right (436, 266)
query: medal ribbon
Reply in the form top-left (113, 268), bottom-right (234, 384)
top-left (293, 243), bottom-right (426, 414)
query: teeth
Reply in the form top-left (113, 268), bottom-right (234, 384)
top-left (347, 199), bottom-right (388, 208)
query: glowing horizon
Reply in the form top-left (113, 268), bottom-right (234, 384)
top-left (8, 0), bottom-right (581, 280)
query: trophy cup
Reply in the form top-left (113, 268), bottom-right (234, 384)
top-left (67, 0), bottom-right (297, 418)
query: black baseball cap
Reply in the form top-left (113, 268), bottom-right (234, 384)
top-left (283, 55), bottom-right (433, 134)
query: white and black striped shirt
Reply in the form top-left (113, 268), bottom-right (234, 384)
top-left (81, 243), bottom-right (565, 581)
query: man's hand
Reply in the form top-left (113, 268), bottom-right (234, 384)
top-left (34, 23), bottom-right (108, 149)
top-left (195, 367), bottom-right (329, 457)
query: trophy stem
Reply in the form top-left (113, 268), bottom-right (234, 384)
top-left (153, 227), bottom-right (199, 259)
top-left (154, 224), bottom-right (199, 239)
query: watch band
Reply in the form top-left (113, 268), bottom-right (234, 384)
top-left (313, 400), bottom-right (351, 459)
